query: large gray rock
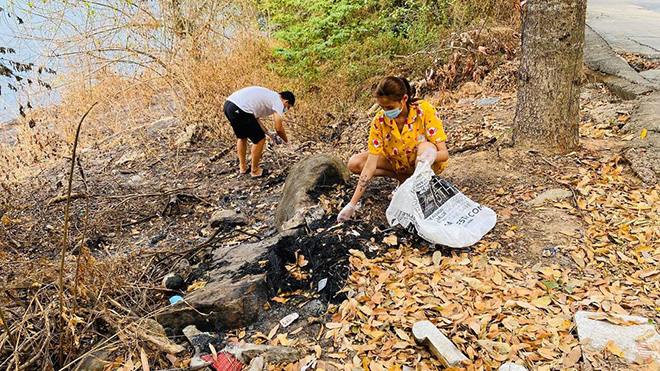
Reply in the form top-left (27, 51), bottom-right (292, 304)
top-left (275, 155), bottom-right (350, 232)
top-left (157, 236), bottom-right (280, 331)
top-left (157, 275), bottom-right (267, 332)
top-left (575, 311), bottom-right (660, 363)
top-left (583, 25), bottom-right (655, 100)
top-left (623, 92), bottom-right (660, 184)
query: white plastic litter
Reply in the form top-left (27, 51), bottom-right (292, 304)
top-left (386, 161), bottom-right (497, 248)
top-left (317, 278), bottom-right (328, 292)
top-left (279, 312), bottom-right (299, 328)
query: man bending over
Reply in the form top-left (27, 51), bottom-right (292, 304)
top-left (224, 86), bottom-right (294, 178)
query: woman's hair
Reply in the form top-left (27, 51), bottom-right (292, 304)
top-left (374, 76), bottom-right (417, 105)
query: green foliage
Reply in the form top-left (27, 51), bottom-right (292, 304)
top-left (258, 0), bottom-right (455, 83)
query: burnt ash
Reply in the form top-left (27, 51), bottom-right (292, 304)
top-left (265, 217), bottom-right (374, 303)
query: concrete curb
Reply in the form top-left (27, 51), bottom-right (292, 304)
top-left (583, 24), bottom-right (656, 99)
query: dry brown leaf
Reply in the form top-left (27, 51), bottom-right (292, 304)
top-left (186, 280), bottom-right (207, 292)
top-left (209, 343), bottom-right (218, 363)
top-left (277, 333), bottom-right (290, 346)
top-left (383, 235), bottom-right (398, 246)
top-left (394, 328), bottom-right (410, 342)
top-left (538, 347), bottom-right (559, 359)
top-left (605, 340), bottom-right (624, 357)
top-left (359, 305), bottom-right (373, 316)
top-left (492, 269), bottom-right (503, 285)
top-left (268, 324), bottom-right (280, 340)
top-left (432, 251), bottom-right (442, 266)
top-left (563, 345), bottom-right (582, 366)
top-left (531, 296), bottom-right (552, 308)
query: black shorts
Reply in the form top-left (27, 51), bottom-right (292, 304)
top-left (223, 100), bottom-right (266, 143)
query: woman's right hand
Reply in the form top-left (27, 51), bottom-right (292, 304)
top-left (418, 146), bottom-right (437, 164)
top-left (337, 202), bottom-right (359, 223)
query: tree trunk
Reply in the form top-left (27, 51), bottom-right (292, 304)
top-left (513, 0), bottom-right (586, 153)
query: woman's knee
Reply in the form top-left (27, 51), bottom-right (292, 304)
top-left (348, 154), bottom-right (364, 174)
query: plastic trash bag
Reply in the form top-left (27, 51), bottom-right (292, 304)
top-left (386, 161), bottom-right (497, 248)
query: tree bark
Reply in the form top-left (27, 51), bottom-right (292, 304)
top-left (513, 0), bottom-right (586, 153)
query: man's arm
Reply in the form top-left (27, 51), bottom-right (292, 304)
top-left (273, 113), bottom-right (288, 142)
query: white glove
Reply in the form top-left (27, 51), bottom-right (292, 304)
top-left (417, 146), bottom-right (437, 164)
top-left (337, 202), bottom-right (359, 223)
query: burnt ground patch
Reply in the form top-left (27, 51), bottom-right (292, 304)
top-left (265, 217), bottom-right (374, 303)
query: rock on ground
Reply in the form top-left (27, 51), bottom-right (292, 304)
top-left (640, 70), bottom-right (660, 86)
top-left (575, 311), bottom-right (660, 363)
top-left (156, 236), bottom-right (281, 332)
top-left (412, 321), bottom-right (468, 367)
top-left (528, 188), bottom-right (573, 206)
top-left (274, 154), bottom-right (350, 232)
top-left (74, 350), bottom-right (112, 371)
top-left (209, 208), bottom-right (249, 228)
top-left (498, 362), bottom-right (528, 371)
top-left (224, 343), bottom-right (305, 364)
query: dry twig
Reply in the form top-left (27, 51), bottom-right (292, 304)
top-left (58, 102), bottom-right (98, 366)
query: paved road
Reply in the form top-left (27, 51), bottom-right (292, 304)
top-left (587, 0), bottom-right (660, 56)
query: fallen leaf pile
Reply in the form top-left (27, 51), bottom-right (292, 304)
top-left (320, 149), bottom-right (658, 370)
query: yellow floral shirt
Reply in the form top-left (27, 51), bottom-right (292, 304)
top-left (368, 100), bottom-right (447, 173)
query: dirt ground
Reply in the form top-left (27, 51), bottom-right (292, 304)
top-left (0, 77), bottom-right (658, 370)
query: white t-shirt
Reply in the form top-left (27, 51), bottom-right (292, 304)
top-left (227, 86), bottom-right (284, 118)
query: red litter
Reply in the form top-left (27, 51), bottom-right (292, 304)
top-left (201, 353), bottom-right (243, 371)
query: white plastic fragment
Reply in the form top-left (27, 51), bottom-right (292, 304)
top-left (279, 312), bottom-right (299, 328)
top-left (300, 357), bottom-right (317, 371)
top-left (412, 321), bottom-right (468, 367)
top-left (317, 278), bottom-right (328, 292)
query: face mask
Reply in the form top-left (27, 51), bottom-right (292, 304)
top-left (384, 107), bottom-right (401, 119)
top-left (283, 107), bottom-right (289, 113)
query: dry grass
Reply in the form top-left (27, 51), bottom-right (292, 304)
top-left (0, 241), bottom-right (174, 370)
top-left (0, 71), bottom-right (169, 181)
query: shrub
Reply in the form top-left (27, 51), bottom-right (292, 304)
top-left (259, 0), bottom-right (455, 83)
